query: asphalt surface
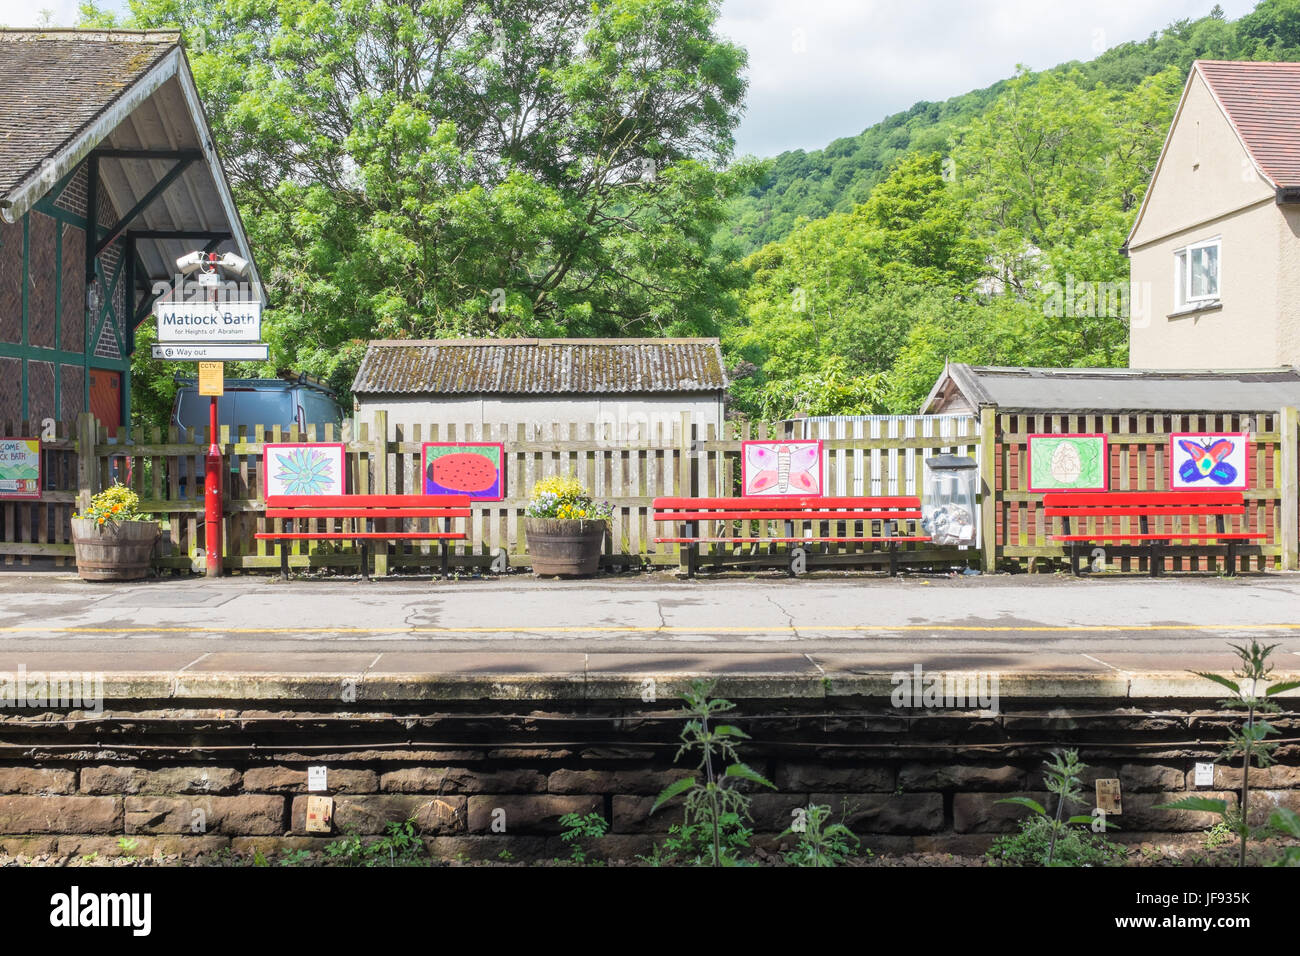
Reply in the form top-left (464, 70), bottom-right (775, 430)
top-left (0, 570), bottom-right (1296, 684)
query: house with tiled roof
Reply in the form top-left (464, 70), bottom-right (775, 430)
top-left (351, 338), bottom-right (727, 438)
top-left (1125, 59), bottom-right (1300, 370)
top-left (0, 29), bottom-right (261, 432)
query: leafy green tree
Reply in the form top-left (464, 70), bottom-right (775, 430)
top-left (89, 0), bottom-right (755, 413)
top-left (717, 1), bottom-right (1300, 257)
top-left (725, 153), bottom-right (983, 419)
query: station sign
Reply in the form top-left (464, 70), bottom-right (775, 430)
top-left (155, 301), bottom-right (262, 343)
top-left (151, 343), bottom-right (269, 361)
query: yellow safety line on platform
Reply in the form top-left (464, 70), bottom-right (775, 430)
top-left (0, 624), bottom-right (1298, 635)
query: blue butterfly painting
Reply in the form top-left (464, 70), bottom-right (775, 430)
top-left (1177, 438), bottom-right (1238, 486)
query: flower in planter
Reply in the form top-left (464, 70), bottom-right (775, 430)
top-left (74, 483), bottom-right (150, 528)
top-left (525, 475), bottom-right (613, 520)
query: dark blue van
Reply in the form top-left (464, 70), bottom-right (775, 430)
top-left (170, 375), bottom-right (345, 495)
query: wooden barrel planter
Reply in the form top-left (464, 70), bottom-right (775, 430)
top-left (71, 518), bottom-right (159, 582)
top-left (523, 517), bottom-right (607, 577)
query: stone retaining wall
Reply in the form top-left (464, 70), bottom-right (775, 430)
top-left (0, 695), bottom-right (1294, 861)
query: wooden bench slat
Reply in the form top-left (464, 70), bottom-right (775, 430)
top-left (653, 495), bottom-right (921, 509)
top-left (1042, 489), bottom-right (1257, 577)
top-left (261, 493), bottom-right (474, 580)
top-left (1042, 491), bottom-right (1244, 506)
top-left (651, 494), bottom-right (930, 578)
top-left (653, 536), bottom-right (932, 544)
top-left (1050, 533), bottom-right (1265, 542)
top-left (653, 510), bottom-right (922, 522)
top-left (265, 509), bottom-right (470, 519)
top-left (266, 494), bottom-right (470, 508)
top-left (255, 532), bottom-right (466, 541)
top-left (1044, 507), bottom-right (1244, 517)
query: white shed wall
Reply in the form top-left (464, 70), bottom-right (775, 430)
top-left (355, 393), bottom-right (725, 440)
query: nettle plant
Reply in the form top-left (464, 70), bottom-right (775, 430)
top-left (1158, 640), bottom-right (1300, 867)
top-left (780, 803), bottom-right (862, 868)
top-left (650, 679), bottom-right (774, 867)
top-left (992, 749), bottom-right (1121, 867)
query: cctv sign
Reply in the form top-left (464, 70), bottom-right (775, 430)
top-left (155, 301), bottom-right (262, 343)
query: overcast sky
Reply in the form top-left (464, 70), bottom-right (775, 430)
top-left (0, 0), bottom-right (1263, 157)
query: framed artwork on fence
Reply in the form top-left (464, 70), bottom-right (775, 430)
top-left (263, 443), bottom-right (346, 497)
top-left (1026, 434), bottom-right (1107, 492)
top-left (1169, 433), bottom-right (1249, 490)
top-left (422, 442), bottom-right (505, 501)
top-left (0, 438), bottom-right (41, 499)
top-left (741, 440), bottom-right (823, 496)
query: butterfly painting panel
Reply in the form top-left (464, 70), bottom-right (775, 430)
top-left (741, 440), bottom-right (823, 496)
top-left (1169, 433), bottom-right (1249, 490)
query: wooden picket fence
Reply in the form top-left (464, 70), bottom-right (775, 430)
top-left (991, 409), bottom-right (1300, 573)
top-left (2, 407), bottom-right (1297, 574)
top-left (0, 419), bottom-right (78, 566)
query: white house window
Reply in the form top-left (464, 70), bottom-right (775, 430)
top-left (1174, 239), bottom-right (1220, 308)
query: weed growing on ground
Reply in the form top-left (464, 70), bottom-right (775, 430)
top-left (1203, 820), bottom-right (1234, 850)
top-left (989, 749), bottom-right (1121, 867)
top-left (989, 816), bottom-right (1126, 868)
top-left (647, 679), bottom-right (774, 866)
top-left (1158, 640), bottom-right (1299, 867)
top-left (557, 811), bottom-right (609, 865)
top-left (324, 819), bottom-right (426, 867)
top-left (1268, 809), bottom-right (1300, 866)
top-left (781, 803), bottom-right (862, 867)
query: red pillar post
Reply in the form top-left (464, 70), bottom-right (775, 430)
top-left (205, 394), bottom-right (222, 577)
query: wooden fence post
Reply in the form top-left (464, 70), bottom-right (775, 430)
top-left (676, 411), bottom-right (692, 571)
top-left (1281, 405), bottom-right (1298, 571)
top-left (75, 412), bottom-right (97, 512)
top-left (979, 406), bottom-right (998, 573)
top-left (372, 409), bottom-right (389, 578)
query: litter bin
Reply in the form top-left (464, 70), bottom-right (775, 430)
top-left (922, 454), bottom-right (978, 547)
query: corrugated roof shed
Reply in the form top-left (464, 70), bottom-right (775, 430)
top-left (922, 364), bottom-right (1300, 413)
top-left (0, 29), bottom-right (179, 197)
top-left (352, 339), bottom-right (728, 395)
top-left (1197, 59), bottom-right (1300, 188)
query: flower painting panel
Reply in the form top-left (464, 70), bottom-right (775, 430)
top-left (1027, 434), bottom-right (1107, 492)
top-left (1170, 433), bottom-right (1249, 491)
top-left (263, 443), bottom-right (346, 497)
top-left (422, 443), bottom-right (505, 501)
top-left (741, 440), bottom-right (823, 496)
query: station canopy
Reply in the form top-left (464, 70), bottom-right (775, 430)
top-left (0, 29), bottom-right (264, 309)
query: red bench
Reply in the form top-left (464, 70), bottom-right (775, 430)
top-left (652, 496), bottom-right (930, 577)
top-left (257, 494), bottom-right (471, 580)
top-left (1043, 490), bottom-right (1265, 577)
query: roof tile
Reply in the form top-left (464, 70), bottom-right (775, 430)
top-left (1197, 59), bottom-right (1300, 188)
top-left (0, 30), bottom-right (179, 198)
top-left (352, 339), bottom-right (728, 395)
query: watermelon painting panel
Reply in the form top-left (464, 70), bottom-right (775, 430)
top-left (422, 443), bottom-right (505, 501)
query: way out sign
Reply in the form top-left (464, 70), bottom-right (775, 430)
top-left (155, 300), bottom-right (262, 343)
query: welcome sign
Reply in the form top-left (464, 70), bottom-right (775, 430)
top-left (0, 438), bottom-right (40, 498)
